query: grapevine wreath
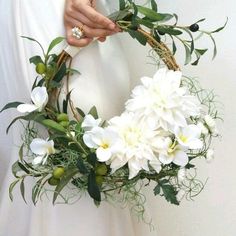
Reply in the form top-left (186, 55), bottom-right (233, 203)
top-left (1, 0), bottom-right (226, 218)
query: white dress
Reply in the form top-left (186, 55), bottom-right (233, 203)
top-left (0, 0), bottom-right (157, 235)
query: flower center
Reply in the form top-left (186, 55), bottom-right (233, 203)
top-left (123, 126), bottom-right (141, 147)
top-left (179, 134), bottom-right (188, 143)
top-left (101, 143), bottom-right (109, 149)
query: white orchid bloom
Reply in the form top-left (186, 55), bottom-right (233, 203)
top-left (175, 125), bottom-right (203, 150)
top-left (81, 114), bottom-right (102, 131)
top-left (17, 86), bottom-right (48, 113)
top-left (159, 137), bottom-right (189, 167)
top-left (125, 68), bottom-right (200, 132)
top-left (30, 138), bottom-right (55, 165)
top-left (206, 149), bottom-right (214, 163)
top-left (83, 127), bottom-right (120, 162)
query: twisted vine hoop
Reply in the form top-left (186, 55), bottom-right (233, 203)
top-left (52, 27), bottom-right (179, 122)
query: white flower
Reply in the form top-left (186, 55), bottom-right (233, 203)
top-left (159, 137), bottom-right (189, 167)
top-left (125, 68), bottom-right (200, 131)
top-left (108, 112), bottom-right (159, 179)
top-left (81, 114), bottom-right (102, 131)
top-left (17, 86), bottom-right (48, 113)
top-left (175, 125), bottom-right (203, 150)
top-left (206, 149), bottom-right (214, 163)
top-left (177, 168), bottom-right (186, 183)
top-left (197, 122), bottom-right (209, 135)
top-left (83, 127), bottom-right (120, 162)
top-left (30, 138), bottom-right (55, 165)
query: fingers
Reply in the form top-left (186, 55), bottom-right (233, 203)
top-left (65, 16), bottom-right (116, 38)
top-left (65, 9), bottom-right (104, 29)
top-left (73, 3), bottom-right (116, 30)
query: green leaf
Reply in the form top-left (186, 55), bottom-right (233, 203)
top-left (210, 18), bottom-right (228, 33)
top-left (6, 112), bottom-right (44, 134)
top-left (87, 170), bottom-right (101, 202)
top-left (9, 179), bottom-right (20, 201)
top-left (66, 68), bottom-right (80, 76)
top-left (209, 34), bottom-right (217, 60)
top-left (29, 55), bottom-right (44, 65)
top-left (41, 119), bottom-right (66, 133)
top-left (151, 0), bottom-right (158, 12)
top-left (21, 36), bottom-right (45, 56)
top-left (153, 184), bottom-right (161, 195)
top-left (157, 26), bottom-right (182, 36)
top-left (32, 175), bottom-right (48, 205)
top-left (53, 62), bottom-right (67, 83)
top-left (77, 158), bottom-right (89, 174)
top-left (154, 180), bottom-right (179, 205)
top-left (182, 28), bottom-right (194, 53)
top-left (132, 3), bottom-right (138, 20)
top-left (88, 106), bottom-right (98, 119)
top-left (137, 18), bottom-right (154, 28)
top-left (195, 48), bottom-right (208, 55)
top-left (137, 6), bottom-right (172, 22)
top-left (19, 144), bottom-right (24, 161)
top-left (18, 162), bottom-right (30, 174)
top-left (53, 169), bottom-right (78, 204)
top-left (87, 153), bottom-right (97, 167)
top-left (20, 178), bottom-right (27, 203)
top-left (128, 30), bottom-right (147, 46)
top-left (107, 10), bottom-right (132, 22)
top-left (0, 102), bottom-right (23, 113)
top-left (47, 37), bottom-right (64, 55)
top-left (194, 18), bottom-right (206, 24)
top-left (12, 161), bottom-right (22, 178)
top-left (183, 44), bottom-right (191, 65)
top-left (170, 36), bottom-right (177, 54)
top-left (119, 0), bottom-right (126, 10)
top-left (76, 107), bottom-right (85, 118)
top-left (63, 90), bottom-right (72, 114)
top-left (161, 184), bottom-right (179, 205)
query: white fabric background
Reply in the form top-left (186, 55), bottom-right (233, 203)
top-left (120, 0), bottom-right (236, 235)
top-left (0, 0), bottom-right (236, 236)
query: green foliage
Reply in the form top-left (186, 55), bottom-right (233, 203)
top-left (53, 169), bottom-right (78, 204)
top-left (154, 179), bottom-right (179, 205)
top-left (87, 170), bottom-right (101, 202)
top-left (0, 102), bottom-right (23, 113)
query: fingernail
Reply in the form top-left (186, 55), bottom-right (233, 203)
top-left (108, 23), bottom-right (116, 30)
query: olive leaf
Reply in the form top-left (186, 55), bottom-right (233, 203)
top-left (0, 102), bottom-right (23, 113)
top-left (53, 169), bottom-right (78, 204)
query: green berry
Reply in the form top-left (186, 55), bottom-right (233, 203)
top-left (53, 167), bottom-right (65, 179)
top-left (57, 113), bottom-right (69, 122)
top-left (59, 121), bottom-right (70, 128)
top-left (95, 164), bottom-right (108, 176)
top-left (95, 175), bottom-right (104, 186)
top-left (157, 30), bottom-right (165, 36)
top-left (36, 62), bottom-right (46, 75)
top-left (189, 23), bottom-right (199, 32)
top-left (46, 64), bottom-right (54, 77)
top-left (48, 177), bottom-right (60, 186)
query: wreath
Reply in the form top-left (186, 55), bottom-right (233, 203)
top-left (1, 0), bottom-right (226, 219)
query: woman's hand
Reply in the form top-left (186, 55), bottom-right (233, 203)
top-left (64, 0), bottom-right (118, 47)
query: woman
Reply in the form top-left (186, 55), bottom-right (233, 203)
top-left (0, 0), bottom-right (157, 235)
